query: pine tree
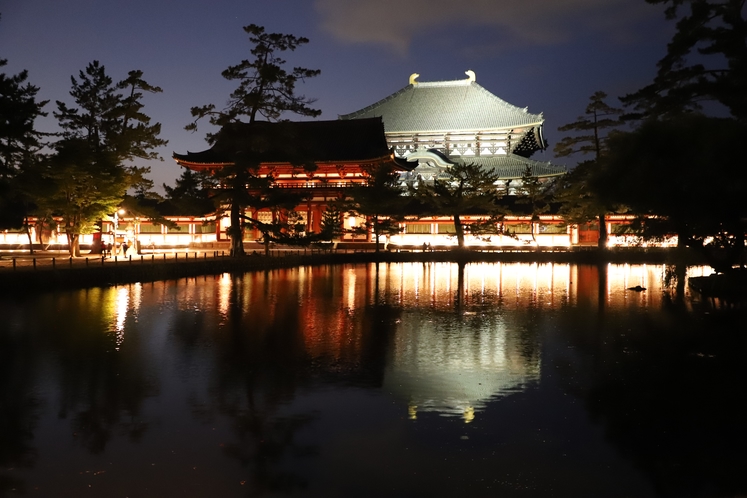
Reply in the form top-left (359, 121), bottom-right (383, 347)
top-left (555, 92), bottom-right (622, 158)
top-left (347, 164), bottom-right (406, 252)
top-left (54, 61), bottom-right (166, 162)
top-left (554, 91), bottom-right (622, 248)
top-left (597, 115), bottom-right (747, 265)
top-left (114, 70), bottom-right (168, 161)
top-left (622, 0), bottom-right (747, 120)
top-left (0, 60), bottom-right (47, 179)
top-left (242, 182), bottom-right (307, 256)
top-left (40, 138), bottom-right (128, 256)
top-left (49, 61), bottom-right (166, 256)
top-left (185, 25), bottom-right (321, 256)
top-left (517, 166), bottom-right (551, 246)
top-left (163, 168), bottom-right (217, 216)
top-left (319, 204), bottom-right (345, 242)
top-left (413, 162), bottom-right (502, 249)
top-left (186, 24), bottom-right (321, 138)
top-left (0, 52), bottom-right (49, 252)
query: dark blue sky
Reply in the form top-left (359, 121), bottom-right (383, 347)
top-left (1, 0), bottom-right (674, 190)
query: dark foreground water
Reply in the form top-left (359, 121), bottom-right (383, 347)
top-left (1, 262), bottom-right (746, 498)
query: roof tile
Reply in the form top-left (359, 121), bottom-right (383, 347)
top-left (340, 80), bottom-right (543, 133)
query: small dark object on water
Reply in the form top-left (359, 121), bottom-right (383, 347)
top-left (627, 285), bottom-right (646, 291)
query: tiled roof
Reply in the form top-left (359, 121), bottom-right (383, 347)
top-left (174, 118), bottom-right (396, 165)
top-left (449, 155), bottom-right (565, 180)
top-left (340, 79), bottom-right (544, 133)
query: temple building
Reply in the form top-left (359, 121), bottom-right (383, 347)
top-left (170, 72), bottom-right (575, 248)
top-left (339, 70), bottom-right (565, 190)
top-left (173, 118), bottom-right (409, 240)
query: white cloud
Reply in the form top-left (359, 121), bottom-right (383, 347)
top-left (315, 0), bottom-right (654, 54)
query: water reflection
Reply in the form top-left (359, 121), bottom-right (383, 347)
top-left (1, 262), bottom-right (744, 497)
top-left (384, 311), bottom-right (540, 422)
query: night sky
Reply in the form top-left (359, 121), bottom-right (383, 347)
top-left (0, 0), bottom-right (673, 190)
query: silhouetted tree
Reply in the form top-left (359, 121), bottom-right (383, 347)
top-left (0, 61), bottom-right (47, 179)
top-left (163, 167), bottom-right (217, 216)
top-left (0, 54), bottom-right (48, 251)
top-left (347, 164), bottom-right (407, 252)
top-left (412, 162), bottom-right (502, 248)
top-left (516, 166), bottom-right (551, 246)
top-left (39, 138), bottom-right (129, 256)
top-left (622, 0), bottom-right (747, 120)
top-left (318, 204), bottom-right (345, 242)
top-left (48, 61), bottom-right (165, 256)
top-left (186, 24), bottom-right (321, 138)
top-left (186, 25), bottom-right (321, 256)
top-left (217, 152), bottom-right (308, 256)
top-left (554, 91), bottom-right (622, 247)
top-left (596, 114), bottom-right (747, 267)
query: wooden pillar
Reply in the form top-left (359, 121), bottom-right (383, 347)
top-left (312, 204), bottom-right (323, 233)
top-left (306, 201), bottom-right (313, 233)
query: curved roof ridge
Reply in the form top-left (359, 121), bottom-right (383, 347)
top-left (339, 80), bottom-right (544, 132)
top-left (416, 79), bottom-right (472, 88)
top-left (468, 83), bottom-right (542, 121)
top-left (339, 84), bottom-right (414, 120)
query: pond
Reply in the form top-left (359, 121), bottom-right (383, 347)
top-left (1, 262), bottom-right (746, 497)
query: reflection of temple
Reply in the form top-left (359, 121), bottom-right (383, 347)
top-left (350, 263), bottom-right (678, 422)
top-left (384, 314), bottom-right (541, 422)
top-left (118, 263), bottom-right (702, 423)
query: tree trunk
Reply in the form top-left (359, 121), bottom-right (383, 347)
top-left (229, 203), bottom-right (245, 257)
top-left (455, 262), bottom-right (466, 310)
top-left (67, 232), bottom-right (81, 257)
top-left (676, 227), bottom-right (688, 248)
top-left (24, 219), bottom-right (34, 255)
top-left (728, 228), bottom-right (745, 269)
top-left (454, 215), bottom-right (465, 248)
top-left (597, 213), bottom-right (608, 249)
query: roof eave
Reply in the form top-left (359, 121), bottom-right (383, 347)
top-left (384, 122), bottom-right (546, 135)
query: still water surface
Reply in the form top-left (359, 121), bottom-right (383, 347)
top-left (1, 262), bottom-right (746, 497)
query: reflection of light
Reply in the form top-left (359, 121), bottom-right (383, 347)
top-left (688, 266), bottom-right (714, 278)
top-left (590, 264), bottom-right (673, 309)
top-left (218, 273), bottom-right (231, 318)
top-left (378, 263), bottom-right (585, 422)
top-left (413, 266), bottom-right (419, 300)
top-left (384, 315), bottom-right (541, 422)
top-left (382, 262), bottom-right (572, 310)
top-left (113, 286), bottom-right (129, 350)
top-left (346, 268), bottom-right (357, 311)
top-left (464, 406), bottom-right (475, 424)
top-left (131, 282), bottom-right (142, 313)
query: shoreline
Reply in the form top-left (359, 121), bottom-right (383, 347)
top-left (0, 247), bottom-right (707, 296)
